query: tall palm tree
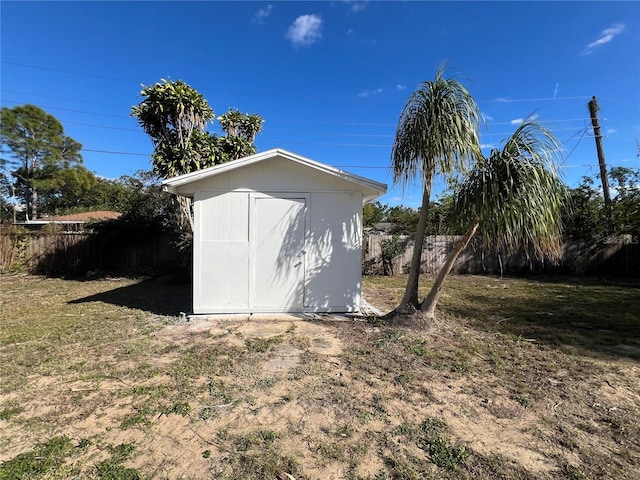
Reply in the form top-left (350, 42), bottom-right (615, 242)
top-left (420, 119), bottom-right (567, 320)
top-left (388, 66), bottom-right (482, 317)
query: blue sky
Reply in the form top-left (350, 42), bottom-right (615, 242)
top-left (2, 1), bottom-right (639, 207)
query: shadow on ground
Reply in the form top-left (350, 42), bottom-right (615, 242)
top-left (68, 276), bottom-right (192, 317)
top-left (442, 275), bottom-right (640, 361)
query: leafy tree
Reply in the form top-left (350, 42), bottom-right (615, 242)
top-left (388, 66), bottom-right (482, 318)
top-left (363, 201), bottom-right (387, 227)
top-left (420, 120), bottom-right (566, 321)
top-left (131, 80), bottom-right (263, 231)
top-left (36, 165), bottom-right (100, 215)
top-left (363, 200), bottom-right (457, 235)
top-left (609, 166), bottom-right (640, 236)
top-left (218, 108), bottom-right (263, 143)
top-left (380, 234), bottom-right (407, 276)
top-left (563, 176), bottom-right (607, 241)
top-left (1, 105), bottom-right (82, 220)
top-left (113, 170), bottom-right (180, 231)
top-left (386, 205), bottom-right (421, 235)
top-left (563, 167), bottom-right (639, 241)
top-left (427, 196), bottom-right (459, 235)
top-left (0, 157), bottom-right (13, 222)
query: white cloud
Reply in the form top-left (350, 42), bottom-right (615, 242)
top-left (483, 114), bottom-right (494, 122)
top-left (480, 143), bottom-right (495, 150)
top-left (582, 23), bottom-right (625, 55)
top-left (510, 114), bottom-right (538, 126)
top-left (495, 97), bottom-right (511, 103)
top-left (253, 5), bottom-right (273, 24)
top-left (396, 84), bottom-right (406, 91)
top-left (358, 88), bottom-right (383, 98)
top-left (286, 14), bottom-right (322, 47)
top-left (345, 1), bottom-right (368, 13)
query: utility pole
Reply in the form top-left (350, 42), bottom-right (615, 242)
top-left (587, 96), bottom-right (612, 225)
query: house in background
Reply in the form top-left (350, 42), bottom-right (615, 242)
top-left (163, 148), bottom-right (387, 315)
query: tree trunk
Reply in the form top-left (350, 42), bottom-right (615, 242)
top-left (31, 187), bottom-right (38, 220)
top-left (178, 196), bottom-right (194, 232)
top-left (24, 184), bottom-right (31, 221)
top-left (420, 221), bottom-right (479, 320)
top-left (385, 185), bottom-right (432, 316)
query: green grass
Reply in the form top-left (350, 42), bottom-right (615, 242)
top-left (245, 334), bottom-right (284, 352)
top-left (0, 436), bottom-right (75, 478)
top-left (1, 273), bottom-right (639, 479)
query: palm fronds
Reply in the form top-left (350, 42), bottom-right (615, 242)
top-left (391, 66), bottom-right (483, 187)
top-left (453, 118), bottom-right (567, 262)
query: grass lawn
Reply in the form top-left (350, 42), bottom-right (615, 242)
top-left (1, 273), bottom-right (639, 479)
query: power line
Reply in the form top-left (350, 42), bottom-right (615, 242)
top-left (78, 146), bottom-right (601, 172)
top-left (1, 60), bottom-right (138, 84)
top-left (478, 95), bottom-right (591, 104)
top-left (1, 89), bottom-right (127, 108)
top-left (1, 99), bottom-right (130, 119)
top-left (3, 99), bottom-right (601, 141)
top-left (560, 127), bottom-right (590, 164)
top-left (6, 60), bottom-right (636, 108)
top-left (1, 91), bottom-right (603, 132)
top-left (600, 97), bottom-right (640, 108)
top-left (81, 148), bottom-right (149, 157)
top-left (2, 113), bottom-right (605, 158)
top-left (64, 120), bottom-right (139, 133)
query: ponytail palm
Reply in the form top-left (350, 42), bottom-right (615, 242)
top-left (132, 80), bottom-right (263, 231)
top-left (420, 119), bottom-right (567, 320)
top-left (389, 66), bottom-right (482, 316)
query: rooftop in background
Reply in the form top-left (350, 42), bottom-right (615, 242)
top-left (14, 211), bottom-right (122, 232)
top-left (41, 211), bottom-right (122, 222)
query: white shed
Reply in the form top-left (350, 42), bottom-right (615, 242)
top-left (163, 148), bottom-right (387, 315)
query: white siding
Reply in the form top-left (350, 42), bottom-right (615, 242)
top-left (194, 191), bottom-right (249, 313)
top-left (199, 191), bottom-right (248, 242)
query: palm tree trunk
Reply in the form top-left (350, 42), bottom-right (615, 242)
top-left (420, 221), bottom-right (479, 320)
top-left (394, 185), bottom-right (432, 312)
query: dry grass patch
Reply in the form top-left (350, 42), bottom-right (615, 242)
top-left (1, 273), bottom-right (639, 479)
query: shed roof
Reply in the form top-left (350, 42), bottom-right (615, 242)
top-left (162, 148), bottom-right (387, 203)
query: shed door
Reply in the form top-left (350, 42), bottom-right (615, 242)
top-left (254, 197), bottom-right (306, 309)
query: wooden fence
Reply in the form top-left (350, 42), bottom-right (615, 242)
top-left (363, 234), bottom-right (640, 276)
top-left (0, 232), bottom-right (181, 275)
top-left (1, 231), bottom-right (637, 277)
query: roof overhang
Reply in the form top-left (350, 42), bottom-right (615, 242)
top-left (162, 148), bottom-right (387, 204)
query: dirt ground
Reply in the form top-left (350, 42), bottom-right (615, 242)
top-left (1, 275), bottom-right (639, 479)
top-left (150, 315), bottom-right (640, 478)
